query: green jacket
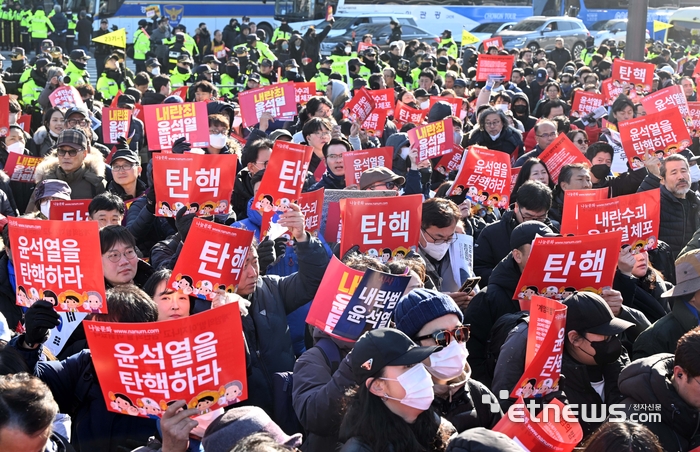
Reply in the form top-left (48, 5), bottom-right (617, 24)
top-left (219, 73), bottom-right (239, 99)
top-left (133, 28), bottom-right (151, 61)
top-left (184, 33), bottom-right (198, 57)
top-left (312, 70), bottom-right (330, 91)
top-left (253, 41), bottom-right (276, 61)
top-left (96, 72), bottom-right (124, 103)
top-left (20, 9), bottom-right (31, 28)
top-left (271, 27), bottom-right (292, 43)
top-left (21, 77), bottom-right (43, 106)
top-left (29, 10), bottom-right (54, 39)
top-left (170, 67), bottom-right (192, 87)
top-left (67, 13), bottom-right (76, 33)
top-left (65, 60), bottom-right (90, 86)
top-left (441, 37), bottom-right (458, 58)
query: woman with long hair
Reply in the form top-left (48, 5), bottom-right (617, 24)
top-left (511, 157), bottom-right (554, 204)
top-left (339, 328), bottom-right (455, 452)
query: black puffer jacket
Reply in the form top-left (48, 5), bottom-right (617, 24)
top-left (638, 176), bottom-right (700, 259)
top-left (619, 354), bottom-right (700, 452)
top-left (125, 196), bottom-right (176, 258)
top-left (466, 126), bottom-right (523, 159)
top-left (232, 168), bottom-right (255, 221)
top-left (431, 372), bottom-right (502, 433)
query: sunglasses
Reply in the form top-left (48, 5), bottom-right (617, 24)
top-left (415, 325), bottom-right (470, 347)
top-left (575, 139), bottom-right (589, 145)
top-left (369, 181), bottom-right (398, 190)
top-left (57, 148), bottom-right (83, 157)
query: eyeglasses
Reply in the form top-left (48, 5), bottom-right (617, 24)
top-left (369, 181), bottom-right (399, 190)
top-left (57, 148), bottom-right (83, 157)
top-left (518, 207), bottom-right (547, 222)
top-left (537, 132), bottom-right (557, 139)
top-left (326, 153), bottom-right (344, 161)
top-left (105, 248), bottom-right (137, 263)
top-left (485, 121), bottom-right (502, 127)
top-left (415, 325), bottom-right (471, 347)
top-left (209, 128), bottom-right (228, 135)
top-left (112, 163), bottom-right (136, 172)
top-left (254, 160), bottom-right (269, 168)
top-left (421, 228), bottom-right (457, 245)
top-left (575, 139), bottom-right (589, 145)
top-left (313, 131), bottom-right (332, 138)
top-left (66, 118), bottom-right (90, 127)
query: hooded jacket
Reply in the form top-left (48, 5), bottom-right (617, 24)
top-left (619, 354), bottom-right (700, 451)
top-left (328, 80), bottom-right (350, 123)
top-left (232, 168), bottom-right (255, 221)
top-left (511, 93), bottom-right (537, 132)
top-left (428, 101), bottom-right (453, 124)
top-left (386, 132), bottom-right (411, 176)
top-left (466, 125), bottom-right (523, 159)
top-left (31, 125), bottom-right (59, 157)
top-left (303, 25), bottom-right (332, 66)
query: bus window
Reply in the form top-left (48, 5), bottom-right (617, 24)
top-left (98, 0), bottom-right (125, 18)
top-left (667, 20), bottom-right (700, 44)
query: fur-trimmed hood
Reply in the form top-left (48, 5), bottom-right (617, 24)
top-left (34, 149), bottom-right (106, 184)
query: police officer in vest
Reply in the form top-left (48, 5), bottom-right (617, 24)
top-left (170, 52), bottom-right (193, 87)
top-left (258, 58), bottom-right (277, 86)
top-left (312, 56), bottom-right (333, 91)
top-left (133, 19), bottom-right (152, 74)
top-left (202, 55), bottom-right (222, 84)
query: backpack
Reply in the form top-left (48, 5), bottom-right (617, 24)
top-left (485, 311), bottom-right (529, 380)
top-left (272, 337), bottom-right (341, 435)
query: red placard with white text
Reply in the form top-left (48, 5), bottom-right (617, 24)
top-left (102, 107), bottom-right (132, 144)
top-left (475, 54), bottom-right (515, 82)
top-left (16, 114), bottom-right (31, 133)
top-left (8, 217), bottom-right (106, 312)
top-left (510, 167), bottom-right (520, 194)
top-left (601, 78), bottom-right (624, 106)
top-left (690, 102), bottom-right (700, 138)
top-left (407, 118), bottom-right (455, 162)
top-left (168, 218), bottom-right (254, 297)
top-left (357, 42), bottom-right (372, 53)
top-left (254, 141), bottom-right (313, 233)
top-left (448, 145), bottom-right (511, 211)
top-left (612, 59), bottom-right (655, 94)
top-left (362, 110), bottom-right (387, 138)
top-left (0, 96), bottom-right (9, 136)
top-left (560, 188), bottom-right (609, 235)
top-left (435, 145), bottom-right (464, 175)
top-left (85, 302), bottom-right (247, 417)
top-left (339, 194), bottom-right (422, 259)
top-left (3, 153), bottom-right (42, 183)
top-left (152, 153), bottom-right (236, 217)
top-left (483, 36), bottom-right (503, 50)
top-left (567, 190), bottom-right (660, 252)
top-left (298, 188), bottom-right (324, 235)
top-left (538, 134), bottom-right (589, 184)
top-left (49, 86), bottom-right (86, 109)
top-left (49, 200), bottom-right (91, 222)
top-left (393, 101), bottom-right (427, 129)
top-left (143, 102), bottom-right (209, 151)
top-left (343, 147), bottom-right (393, 187)
top-left (238, 82), bottom-right (296, 127)
top-left (641, 85), bottom-right (693, 128)
top-left (294, 82), bottom-right (317, 106)
top-left (618, 109), bottom-right (691, 169)
top-left (342, 87), bottom-right (375, 123)
top-left (369, 89), bottom-right (395, 117)
top-left (515, 231), bottom-right (623, 301)
top-left (429, 96), bottom-right (464, 117)
top-left (570, 91), bottom-right (605, 118)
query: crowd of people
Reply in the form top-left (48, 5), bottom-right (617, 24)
top-left (2, 2), bottom-right (700, 451)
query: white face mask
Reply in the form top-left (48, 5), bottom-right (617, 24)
top-left (151, 67), bottom-right (161, 76)
top-left (40, 200), bottom-right (51, 218)
top-left (421, 230), bottom-right (450, 260)
top-left (209, 133), bottom-right (227, 149)
top-left (453, 132), bottom-right (463, 145)
top-left (233, 116), bottom-right (243, 128)
top-left (427, 339), bottom-right (468, 380)
top-left (400, 146), bottom-right (411, 160)
top-left (494, 103), bottom-right (508, 112)
top-left (420, 100), bottom-right (430, 110)
top-left (691, 165), bottom-right (700, 183)
top-left (380, 363), bottom-right (435, 411)
top-left (7, 141), bottom-right (24, 154)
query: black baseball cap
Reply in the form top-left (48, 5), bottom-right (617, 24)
top-left (111, 148), bottom-right (140, 164)
top-left (64, 106), bottom-right (90, 119)
top-left (564, 292), bottom-right (635, 336)
top-left (145, 57), bottom-right (161, 67)
top-left (351, 328), bottom-right (441, 384)
top-left (202, 54), bottom-right (221, 64)
top-left (510, 221), bottom-right (557, 250)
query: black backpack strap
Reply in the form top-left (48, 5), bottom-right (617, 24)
top-left (315, 337), bottom-right (341, 374)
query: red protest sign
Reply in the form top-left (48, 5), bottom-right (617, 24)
top-left (306, 256), bottom-right (364, 339)
top-left (515, 231), bottom-right (623, 301)
top-left (3, 153), bottom-right (42, 183)
top-left (343, 147), bottom-right (393, 187)
top-left (85, 302), bottom-right (247, 417)
top-left (483, 36), bottom-right (503, 50)
top-left (255, 141), bottom-right (313, 217)
top-left (16, 114), bottom-right (31, 133)
top-left (152, 153), bottom-right (236, 217)
top-left (102, 107), bottom-right (132, 144)
top-left (511, 296), bottom-right (566, 399)
top-left (690, 102), bottom-right (700, 138)
top-left (601, 78), bottom-right (628, 106)
top-left (361, 110), bottom-right (387, 138)
top-left (368, 89), bottom-right (395, 117)
top-left (618, 109), bottom-right (691, 169)
top-left (238, 82), bottom-right (296, 127)
top-left (510, 167), bottom-right (520, 194)
top-left (448, 145), bottom-right (511, 211)
top-left (49, 86), bottom-right (86, 109)
top-left (429, 96), bottom-right (463, 117)
top-left (435, 145), bottom-right (464, 175)
top-left (294, 82), bottom-right (316, 106)
top-left (298, 188), bottom-right (324, 235)
top-left (342, 87), bottom-right (375, 123)
top-left (641, 85), bottom-right (693, 128)
top-left (538, 134), bottom-right (589, 184)
top-left (0, 96), bottom-right (9, 136)
top-left (357, 42), bottom-right (372, 53)
top-left (570, 90), bottom-right (605, 118)
top-left (109, 90), bottom-right (123, 108)
top-left (475, 54), bottom-right (515, 82)
top-left (393, 101), bottom-right (426, 129)
top-left (143, 102), bottom-right (209, 151)
top-left (8, 217), bottom-right (106, 313)
top-left (339, 194), bottom-right (422, 259)
top-left (612, 59), bottom-right (655, 93)
top-left (560, 188), bottom-right (609, 235)
top-left (494, 397), bottom-right (583, 451)
top-left (568, 190), bottom-right (660, 251)
top-left (169, 218), bottom-right (254, 297)
top-left (49, 200), bottom-right (92, 221)
top-left (407, 118), bottom-right (455, 163)
top-left (133, 103), bottom-right (145, 124)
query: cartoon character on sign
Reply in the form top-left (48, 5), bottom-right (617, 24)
top-left (497, 195), bottom-right (509, 209)
top-left (393, 247), bottom-right (408, 261)
top-left (16, 286), bottom-right (31, 307)
top-left (256, 194), bottom-right (275, 213)
top-left (488, 194), bottom-right (500, 208)
top-left (560, 286), bottom-right (577, 300)
top-left (158, 201), bottom-right (174, 217)
top-left (466, 186), bottom-right (478, 200)
top-left (173, 202), bottom-right (185, 213)
top-left (188, 390), bottom-right (220, 414)
top-left (29, 288), bottom-right (41, 305)
top-left (195, 280), bottom-right (214, 300)
top-left (516, 378), bottom-right (537, 398)
top-left (109, 392), bottom-right (140, 416)
top-left (535, 378), bottom-right (553, 397)
top-left (380, 248), bottom-right (392, 264)
top-left (633, 240), bottom-right (646, 254)
top-left (366, 248), bottom-right (379, 259)
top-left (42, 289), bottom-right (59, 307)
top-left (186, 203), bottom-right (199, 215)
top-left (644, 235), bottom-right (657, 251)
top-left (518, 285), bottom-right (539, 300)
top-left (60, 290), bottom-right (85, 312)
top-left (199, 201), bottom-right (216, 216)
top-left (83, 291), bottom-right (104, 313)
top-left (214, 200), bottom-right (229, 214)
top-left (218, 380), bottom-right (244, 406)
top-left (275, 198), bottom-right (292, 213)
top-left (173, 274), bottom-right (194, 295)
top-left (544, 285), bottom-right (560, 299)
top-left (137, 397), bottom-right (163, 419)
top-left (631, 156), bottom-right (644, 170)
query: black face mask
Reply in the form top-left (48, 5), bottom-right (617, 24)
top-left (72, 60), bottom-right (86, 70)
top-left (225, 65), bottom-right (239, 78)
top-left (512, 104), bottom-right (528, 115)
top-left (85, 98), bottom-right (94, 110)
top-left (582, 336), bottom-right (622, 366)
top-left (590, 164), bottom-right (611, 180)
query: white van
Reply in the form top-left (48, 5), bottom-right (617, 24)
top-left (665, 7), bottom-right (700, 44)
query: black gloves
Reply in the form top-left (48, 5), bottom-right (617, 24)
top-left (171, 137), bottom-right (191, 154)
top-left (257, 237), bottom-right (277, 275)
top-left (273, 237), bottom-right (287, 259)
top-left (24, 300), bottom-right (60, 347)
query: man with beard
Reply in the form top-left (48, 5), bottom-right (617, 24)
top-left (96, 54), bottom-right (125, 104)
